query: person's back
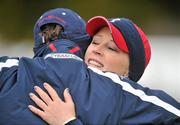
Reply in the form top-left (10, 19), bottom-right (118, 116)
top-left (0, 51), bottom-right (118, 124)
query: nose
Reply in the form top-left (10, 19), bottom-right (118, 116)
top-left (93, 44), bottom-right (104, 56)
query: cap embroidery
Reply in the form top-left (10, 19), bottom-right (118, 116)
top-left (62, 12), bottom-right (66, 15)
top-left (111, 18), bottom-right (121, 23)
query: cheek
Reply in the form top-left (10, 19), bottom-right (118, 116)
top-left (103, 56), bottom-right (120, 70)
top-left (106, 55), bottom-right (129, 74)
top-left (117, 56), bottom-right (129, 74)
top-left (109, 59), bottom-right (122, 70)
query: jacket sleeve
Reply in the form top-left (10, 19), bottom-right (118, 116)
top-left (86, 67), bottom-right (180, 124)
top-left (117, 77), bottom-right (180, 125)
top-left (66, 119), bottom-right (84, 125)
top-left (0, 56), bottom-right (19, 70)
top-left (0, 56), bottom-right (19, 93)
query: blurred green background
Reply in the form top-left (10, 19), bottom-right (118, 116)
top-left (0, 0), bottom-right (180, 42)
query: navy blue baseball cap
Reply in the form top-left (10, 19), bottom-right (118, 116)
top-left (33, 8), bottom-right (91, 57)
top-left (86, 16), bottom-right (151, 81)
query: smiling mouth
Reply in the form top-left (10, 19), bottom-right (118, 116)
top-left (88, 59), bottom-right (103, 68)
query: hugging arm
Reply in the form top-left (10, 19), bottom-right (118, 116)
top-left (29, 82), bottom-right (83, 125)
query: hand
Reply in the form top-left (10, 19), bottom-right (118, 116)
top-left (28, 82), bottom-right (76, 125)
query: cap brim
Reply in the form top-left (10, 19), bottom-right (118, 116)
top-left (86, 16), bottom-right (128, 53)
top-left (86, 16), bottom-right (112, 36)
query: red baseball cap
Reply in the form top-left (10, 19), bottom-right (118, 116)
top-left (86, 16), bottom-right (129, 53)
top-left (86, 16), bottom-right (151, 81)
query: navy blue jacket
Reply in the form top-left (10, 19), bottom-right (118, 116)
top-left (0, 40), bottom-right (179, 125)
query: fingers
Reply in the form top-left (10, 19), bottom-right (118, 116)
top-left (43, 82), bottom-right (62, 102)
top-left (34, 86), bottom-right (52, 105)
top-left (28, 105), bottom-right (45, 118)
top-left (63, 88), bottom-right (73, 104)
top-left (29, 92), bottom-right (47, 110)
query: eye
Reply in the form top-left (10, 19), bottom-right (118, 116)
top-left (107, 42), bottom-right (119, 52)
top-left (108, 47), bottom-right (117, 52)
top-left (91, 39), bottom-right (99, 45)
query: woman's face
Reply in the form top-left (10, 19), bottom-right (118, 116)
top-left (84, 27), bottom-right (129, 76)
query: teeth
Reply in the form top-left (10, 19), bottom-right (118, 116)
top-left (88, 60), bottom-right (103, 68)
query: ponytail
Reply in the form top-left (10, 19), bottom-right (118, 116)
top-left (39, 24), bottom-right (63, 43)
